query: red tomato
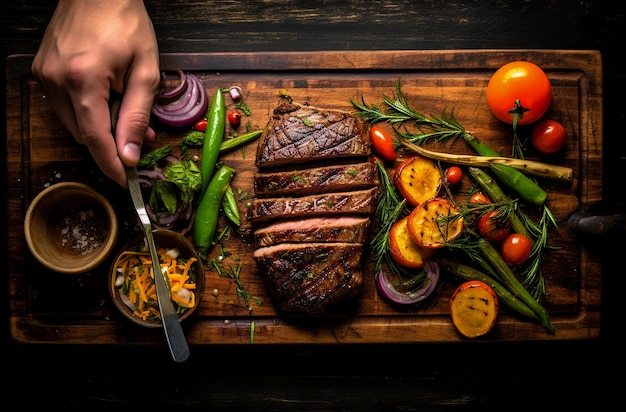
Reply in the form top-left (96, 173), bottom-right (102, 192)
top-left (469, 192), bottom-right (491, 204)
top-left (194, 119), bottom-right (207, 132)
top-left (369, 126), bottom-right (397, 161)
top-left (486, 61), bottom-right (552, 126)
top-left (445, 166), bottom-right (463, 185)
top-left (478, 210), bottom-right (511, 242)
top-left (501, 233), bottom-right (532, 265)
top-left (468, 192), bottom-right (492, 222)
top-left (228, 111), bottom-right (242, 127)
top-left (531, 119), bottom-right (567, 154)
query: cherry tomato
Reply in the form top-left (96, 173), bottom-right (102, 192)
top-left (501, 233), bottom-right (532, 265)
top-left (478, 210), bottom-right (511, 242)
top-left (469, 192), bottom-right (491, 204)
top-left (531, 119), bottom-right (567, 154)
top-left (369, 126), bottom-right (397, 161)
top-left (468, 192), bottom-right (491, 222)
top-left (194, 119), bottom-right (207, 132)
top-left (445, 166), bottom-right (463, 185)
top-left (486, 61), bottom-right (552, 126)
top-left (228, 110), bottom-right (242, 127)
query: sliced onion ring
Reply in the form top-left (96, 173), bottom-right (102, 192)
top-left (136, 157), bottom-right (196, 236)
top-left (152, 71), bottom-right (208, 128)
top-left (158, 70), bottom-right (187, 101)
top-left (376, 260), bottom-right (440, 305)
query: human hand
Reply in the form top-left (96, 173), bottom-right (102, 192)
top-left (31, 0), bottom-right (161, 187)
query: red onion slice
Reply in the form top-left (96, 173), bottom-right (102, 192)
top-left (376, 260), bottom-right (440, 305)
top-left (158, 70), bottom-right (187, 101)
top-left (152, 72), bottom-right (208, 128)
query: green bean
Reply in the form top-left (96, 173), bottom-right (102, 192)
top-left (468, 166), bottom-right (532, 241)
top-left (193, 165), bottom-right (235, 260)
top-left (221, 184), bottom-right (241, 226)
top-left (437, 257), bottom-right (541, 324)
top-left (219, 130), bottom-right (263, 154)
top-left (463, 134), bottom-right (548, 206)
top-left (476, 238), bottom-right (555, 333)
top-left (200, 88), bottom-right (225, 196)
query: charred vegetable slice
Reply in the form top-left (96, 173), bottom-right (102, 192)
top-left (393, 155), bottom-right (441, 206)
top-left (450, 280), bottom-right (499, 338)
top-left (408, 197), bottom-right (464, 249)
top-left (389, 216), bottom-right (434, 268)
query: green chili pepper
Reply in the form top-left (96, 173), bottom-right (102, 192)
top-left (221, 184), bottom-right (241, 226)
top-left (463, 134), bottom-right (547, 207)
top-left (219, 130), bottom-right (263, 154)
top-left (193, 165), bottom-right (235, 261)
top-left (489, 163), bottom-right (547, 207)
top-left (200, 88), bottom-right (225, 196)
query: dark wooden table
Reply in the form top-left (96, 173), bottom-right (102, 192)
top-left (1, 1), bottom-right (622, 409)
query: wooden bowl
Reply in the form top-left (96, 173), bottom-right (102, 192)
top-left (109, 229), bottom-right (205, 328)
top-left (24, 182), bottom-right (119, 274)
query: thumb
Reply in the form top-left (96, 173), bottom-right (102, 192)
top-left (113, 83), bottom-right (158, 167)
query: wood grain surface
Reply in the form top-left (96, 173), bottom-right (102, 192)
top-left (6, 49), bottom-right (602, 345)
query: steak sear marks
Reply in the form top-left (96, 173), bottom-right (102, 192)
top-left (254, 215), bottom-right (371, 248)
top-left (254, 162), bottom-right (379, 196)
top-left (252, 242), bottom-right (363, 314)
top-left (251, 187), bottom-right (378, 222)
top-left (255, 102), bottom-right (370, 168)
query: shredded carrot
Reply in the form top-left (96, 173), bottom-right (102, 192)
top-left (113, 245), bottom-right (198, 322)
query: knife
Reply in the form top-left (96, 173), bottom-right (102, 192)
top-left (126, 166), bottom-right (190, 362)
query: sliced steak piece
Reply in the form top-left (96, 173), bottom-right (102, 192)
top-left (254, 215), bottom-right (371, 248)
top-left (255, 102), bottom-right (370, 168)
top-left (254, 162), bottom-right (379, 196)
top-left (252, 242), bottom-right (364, 314)
top-left (250, 187), bottom-right (378, 222)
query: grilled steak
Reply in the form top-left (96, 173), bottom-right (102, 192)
top-left (252, 102), bottom-right (378, 315)
top-left (250, 187), bottom-right (378, 222)
top-left (254, 162), bottom-right (379, 196)
top-left (255, 102), bottom-right (370, 168)
top-left (254, 216), bottom-right (370, 248)
top-left (252, 242), bottom-right (364, 314)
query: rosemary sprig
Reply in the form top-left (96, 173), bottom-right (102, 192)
top-left (219, 255), bottom-right (263, 314)
top-left (370, 160), bottom-right (407, 274)
top-left (353, 80), bottom-right (556, 302)
top-left (351, 80), bottom-right (468, 146)
top-left (517, 205), bottom-right (559, 299)
top-left (369, 160), bottom-right (429, 291)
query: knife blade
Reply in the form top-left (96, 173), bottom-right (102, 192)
top-left (126, 165), bottom-right (190, 362)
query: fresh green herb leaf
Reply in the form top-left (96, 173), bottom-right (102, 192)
top-left (163, 159), bottom-right (201, 206)
top-left (138, 144), bottom-right (172, 168)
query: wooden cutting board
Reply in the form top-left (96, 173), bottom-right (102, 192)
top-left (6, 50), bottom-right (602, 344)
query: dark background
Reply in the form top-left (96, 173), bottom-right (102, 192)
top-left (1, 1), bottom-right (622, 409)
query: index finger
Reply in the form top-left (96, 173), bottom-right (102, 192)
top-left (73, 92), bottom-right (129, 187)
